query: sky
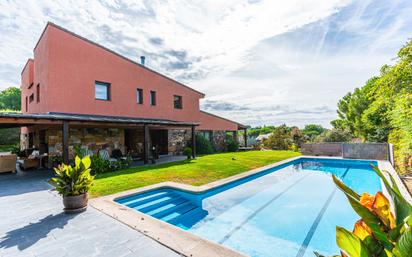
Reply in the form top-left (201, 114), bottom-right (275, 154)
top-left (0, 0), bottom-right (411, 128)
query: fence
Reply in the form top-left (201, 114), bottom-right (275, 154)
top-left (301, 142), bottom-right (394, 164)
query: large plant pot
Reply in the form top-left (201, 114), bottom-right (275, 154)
top-left (63, 193), bottom-right (88, 213)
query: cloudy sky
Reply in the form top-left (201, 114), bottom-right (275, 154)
top-left (1, 0), bottom-right (411, 127)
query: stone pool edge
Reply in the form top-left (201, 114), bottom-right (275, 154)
top-left (90, 156), bottom-right (301, 257)
top-left (90, 156), bottom-right (411, 257)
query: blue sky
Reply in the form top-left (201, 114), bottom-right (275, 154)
top-left (0, 0), bottom-right (411, 127)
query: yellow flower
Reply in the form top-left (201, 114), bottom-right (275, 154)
top-left (353, 219), bottom-right (372, 240)
top-left (372, 192), bottom-right (395, 229)
top-left (360, 193), bottom-right (375, 210)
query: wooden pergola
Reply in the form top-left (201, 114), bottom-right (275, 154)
top-left (0, 112), bottom-right (198, 164)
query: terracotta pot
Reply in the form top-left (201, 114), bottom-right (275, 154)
top-left (63, 193), bottom-right (88, 213)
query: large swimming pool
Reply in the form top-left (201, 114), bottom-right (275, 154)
top-left (116, 158), bottom-right (381, 257)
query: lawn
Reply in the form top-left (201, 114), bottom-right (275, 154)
top-left (90, 150), bottom-right (300, 197)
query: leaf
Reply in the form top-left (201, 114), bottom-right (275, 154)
top-left (373, 192), bottom-right (396, 229)
top-left (75, 156), bottom-right (81, 169)
top-left (336, 226), bottom-right (371, 257)
top-left (82, 155), bottom-right (91, 170)
top-left (333, 175), bottom-right (361, 200)
top-left (354, 220), bottom-right (373, 240)
top-left (392, 225), bottom-right (412, 257)
top-left (360, 193), bottom-right (375, 211)
top-left (371, 166), bottom-right (412, 227)
top-left (342, 190), bottom-right (394, 249)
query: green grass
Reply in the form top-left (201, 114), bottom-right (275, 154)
top-left (90, 150), bottom-right (300, 197)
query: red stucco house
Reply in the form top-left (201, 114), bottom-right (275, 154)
top-left (0, 22), bottom-right (246, 163)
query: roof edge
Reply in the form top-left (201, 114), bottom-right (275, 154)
top-left (200, 110), bottom-right (247, 129)
top-left (20, 58), bottom-right (34, 75)
top-left (34, 22), bottom-right (205, 97)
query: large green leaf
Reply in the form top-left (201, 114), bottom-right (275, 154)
top-left (336, 226), bottom-right (371, 257)
top-left (333, 175), bottom-right (360, 200)
top-left (338, 186), bottom-right (394, 249)
top-left (392, 225), bottom-right (412, 257)
top-left (372, 166), bottom-right (412, 226)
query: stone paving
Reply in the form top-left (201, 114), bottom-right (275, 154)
top-left (0, 169), bottom-right (181, 257)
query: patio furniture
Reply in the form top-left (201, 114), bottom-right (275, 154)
top-left (0, 154), bottom-right (17, 173)
top-left (82, 149), bottom-right (93, 157)
top-left (98, 149), bottom-right (117, 162)
top-left (18, 157), bottom-right (40, 170)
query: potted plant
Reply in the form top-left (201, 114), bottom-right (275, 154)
top-left (52, 155), bottom-right (94, 213)
top-left (183, 147), bottom-right (192, 160)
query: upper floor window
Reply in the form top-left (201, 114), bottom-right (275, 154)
top-left (150, 91), bottom-right (156, 106)
top-left (95, 81), bottom-right (110, 100)
top-left (25, 96), bottom-right (28, 112)
top-left (29, 93), bottom-right (34, 103)
top-left (136, 88), bottom-right (143, 104)
top-left (36, 84), bottom-right (40, 103)
top-left (174, 95), bottom-right (182, 109)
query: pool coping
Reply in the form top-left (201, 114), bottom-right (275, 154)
top-left (90, 155), bottom-right (412, 257)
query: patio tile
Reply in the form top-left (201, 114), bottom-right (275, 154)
top-left (0, 170), bottom-right (180, 257)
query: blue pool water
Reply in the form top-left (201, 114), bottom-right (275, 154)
top-left (116, 158), bottom-right (381, 257)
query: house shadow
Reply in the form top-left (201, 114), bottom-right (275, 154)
top-left (0, 212), bottom-right (76, 250)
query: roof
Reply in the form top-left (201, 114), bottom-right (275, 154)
top-left (32, 22), bottom-right (205, 97)
top-left (0, 112), bottom-right (198, 128)
top-left (256, 133), bottom-right (272, 141)
top-left (200, 110), bottom-right (247, 129)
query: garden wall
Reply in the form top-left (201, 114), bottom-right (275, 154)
top-left (302, 142), bottom-right (393, 163)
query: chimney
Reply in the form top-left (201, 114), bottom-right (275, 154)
top-left (140, 56), bottom-right (145, 66)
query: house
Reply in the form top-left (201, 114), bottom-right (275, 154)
top-left (0, 22), bottom-right (247, 164)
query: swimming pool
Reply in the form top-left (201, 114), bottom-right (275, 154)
top-left (115, 158), bottom-right (381, 257)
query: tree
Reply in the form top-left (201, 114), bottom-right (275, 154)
top-left (332, 39), bottom-right (412, 173)
top-left (263, 126), bottom-right (292, 150)
top-left (314, 129), bottom-right (352, 143)
top-left (302, 124), bottom-right (325, 141)
top-left (0, 87), bottom-right (21, 110)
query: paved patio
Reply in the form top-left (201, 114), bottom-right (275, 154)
top-left (0, 169), bottom-right (181, 257)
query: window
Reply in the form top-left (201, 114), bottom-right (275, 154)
top-left (150, 91), bottom-right (156, 106)
top-left (25, 96), bottom-right (28, 112)
top-left (136, 88), bottom-right (143, 104)
top-left (29, 93), bottom-right (34, 103)
top-left (95, 81), bottom-right (110, 100)
top-left (174, 95), bottom-right (182, 109)
top-left (36, 84), bottom-right (40, 103)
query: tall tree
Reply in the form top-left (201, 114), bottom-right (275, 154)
top-left (332, 39), bottom-right (412, 173)
top-left (302, 124), bottom-right (325, 141)
top-left (0, 87), bottom-right (21, 110)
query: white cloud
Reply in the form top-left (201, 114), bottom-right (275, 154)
top-left (0, 0), bottom-right (411, 127)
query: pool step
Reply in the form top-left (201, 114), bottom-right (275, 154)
top-left (118, 189), bottom-right (204, 227)
top-left (135, 195), bottom-right (183, 212)
top-left (118, 191), bottom-right (171, 206)
top-left (153, 201), bottom-right (198, 219)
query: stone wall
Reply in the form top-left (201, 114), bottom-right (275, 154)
top-left (47, 128), bottom-right (125, 158)
top-left (168, 129), bottom-right (190, 155)
top-left (211, 131), bottom-right (227, 152)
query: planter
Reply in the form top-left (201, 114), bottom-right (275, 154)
top-left (63, 193), bottom-right (88, 213)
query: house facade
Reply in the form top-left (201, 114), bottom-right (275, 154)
top-left (15, 22), bottom-right (246, 163)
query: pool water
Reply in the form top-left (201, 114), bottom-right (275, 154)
top-left (116, 158), bottom-right (381, 257)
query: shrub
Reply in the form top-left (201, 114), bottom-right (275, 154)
top-left (314, 129), bottom-right (352, 142)
top-left (195, 134), bottom-right (214, 154)
top-left (316, 166), bottom-right (412, 257)
top-left (263, 127), bottom-right (292, 150)
top-left (226, 137), bottom-right (239, 152)
top-left (90, 153), bottom-right (133, 174)
top-left (51, 156), bottom-right (94, 197)
top-left (90, 154), bottom-right (111, 174)
top-left (183, 147), bottom-right (192, 159)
